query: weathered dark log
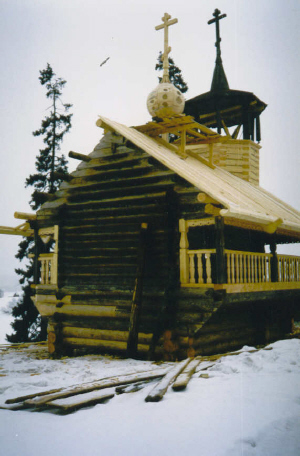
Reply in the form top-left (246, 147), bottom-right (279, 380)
top-left (145, 358), bottom-right (191, 402)
top-left (52, 171), bottom-right (73, 182)
top-left (25, 367), bottom-right (170, 407)
top-left (46, 391), bottom-right (114, 414)
top-left (172, 356), bottom-right (202, 391)
top-left (127, 223), bottom-right (149, 358)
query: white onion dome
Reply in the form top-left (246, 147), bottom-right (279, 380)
top-left (147, 82), bottom-right (185, 117)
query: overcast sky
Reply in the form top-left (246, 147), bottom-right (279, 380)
top-left (0, 0), bottom-right (299, 289)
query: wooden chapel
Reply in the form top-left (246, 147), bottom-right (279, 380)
top-left (1, 10), bottom-right (300, 359)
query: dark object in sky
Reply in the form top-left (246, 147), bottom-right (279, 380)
top-left (100, 57), bottom-right (110, 67)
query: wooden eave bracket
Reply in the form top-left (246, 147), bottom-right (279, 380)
top-left (264, 218), bottom-right (283, 234)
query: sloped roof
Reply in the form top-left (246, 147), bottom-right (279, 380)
top-left (96, 115), bottom-right (300, 236)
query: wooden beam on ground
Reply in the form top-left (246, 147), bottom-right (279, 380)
top-left (24, 368), bottom-right (170, 408)
top-left (172, 356), bottom-right (202, 391)
top-left (68, 151), bottom-right (91, 162)
top-left (145, 358), bottom-right (191, 402)
top-left (46, 391), bottom-right (114, 414)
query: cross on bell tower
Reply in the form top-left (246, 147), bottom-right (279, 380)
top-left (208, 8), bottom-right (229, 92)
top-left (155, 13), bottom-right (178, 83)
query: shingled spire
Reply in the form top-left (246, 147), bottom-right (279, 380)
top-left (208, 8), bottom-right (229, 93)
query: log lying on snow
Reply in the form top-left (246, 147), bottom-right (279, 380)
top-left (46, 390), bottom-right (115, 414)
top-left (23, 368), bottom-right (170, 408)
top-left (172, 356), bottom-right (202, 391)
top-left (145, 358), bottom-right (191, 402)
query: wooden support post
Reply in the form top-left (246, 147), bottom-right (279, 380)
top-left (270, 238), bottom-right (279, 282)
top-left (127, 223), bottom-right (148, 359)
top-left (33, 226), bottom-right (42, 285)
top-left (179, 219), bottom-right (189, 284)
top-left (215, 216), bottom-right (226, 283)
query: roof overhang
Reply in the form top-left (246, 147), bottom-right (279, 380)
top-left (96, 115), bottom-right (300, 238)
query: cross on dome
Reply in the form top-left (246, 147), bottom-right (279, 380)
top-left (155, 13), bottom-right (178, 83)
top-left (208, 8), bottom-right (227, 60)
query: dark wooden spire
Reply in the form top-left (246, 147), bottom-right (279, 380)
top-left (208, 8), bottom-right (229, 92)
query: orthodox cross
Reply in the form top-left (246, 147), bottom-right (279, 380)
top-left (208, 8), bottom-right (227, 60)
top-left (155, 13), bottom-right (178, 83)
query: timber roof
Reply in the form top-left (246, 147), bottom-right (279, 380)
top-left (97, 115), bottom-right (300, 237)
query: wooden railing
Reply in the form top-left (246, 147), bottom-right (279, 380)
top-left (187, 249), bottom-right (216, 284)
top-left (225, 250), bottom-right (272, 284)
top-left (39, 253), bottom-right (58, 285)
top-left (37, 225), bottom-right (59, 286)
top-left (278, 254), bottom-right (300, 282)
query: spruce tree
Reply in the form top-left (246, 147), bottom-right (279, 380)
top-left (7, 64), bottom-right (73, 343)
top-left (155, 51), bottom-right (188, 93)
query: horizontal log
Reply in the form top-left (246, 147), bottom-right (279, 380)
top-left (63, 337), bottom-right (149, 353)
top-left (34, 300), bottom-right (130, 319)
top-left (14, 211), bottom-right (37, 221)
top-left (52, 171), bottom-right (73, 182)
top-left (197, 193), bottom-right (220, 205)
top-left (68, 151), bottom-right (91, 162)
top-left (61, 327), bottom-right (153, 344)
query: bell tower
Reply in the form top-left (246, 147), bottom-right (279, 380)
top-left (185, 8), bottom-right (267, 143)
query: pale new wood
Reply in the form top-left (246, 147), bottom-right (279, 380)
top-left (96, 116), bottom-right (300, 236)
top-left (14, 211), bottom-right (37, 220)
top-left (0, 224), bottom-right (33, 237)
top-left (172, 356), bottom-right (202, 391)
top-left (145, 358), bottom-right (191, 402)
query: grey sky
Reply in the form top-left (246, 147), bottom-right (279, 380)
top-left (0, 0), bottom-right (299, 289)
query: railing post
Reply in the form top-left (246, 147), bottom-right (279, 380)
top-left (215, 216), bottom-right (226, 283)
top-left (179, 219), bottom-right (189, 284)
top-left (270, 238), bottom-right (279, 282)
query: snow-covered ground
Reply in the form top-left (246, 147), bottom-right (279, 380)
top-left (1, 292), bottom-right (300, 456)
top-left (0, 340), bottom-right (299, 455)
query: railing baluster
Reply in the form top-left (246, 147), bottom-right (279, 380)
top-left (197, 253), bottom-right (204, 284)
top-left (231, 253), bottom-right (235, 284)
top-left (236, 254), bottom-right (240, 283)
top-left (227, 253), bottom-right (231, 284)
top-left (206, 253), bottom-right (212, 284)
top-left (189, 253), bottom-right (196, 284)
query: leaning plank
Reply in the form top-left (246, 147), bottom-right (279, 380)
top-left (46, 390), bottom-right (115, 414)
top-left (24, 367), bottom-right (170, 408)
top-left (145, 358), bottom-right (191, 402)
top-left (172, 356), bottom-right (202, 391)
